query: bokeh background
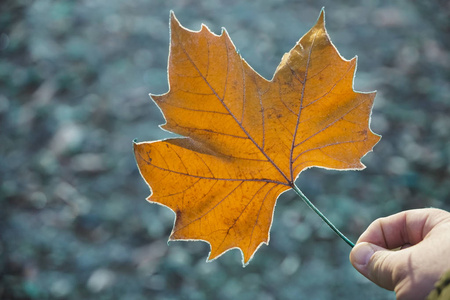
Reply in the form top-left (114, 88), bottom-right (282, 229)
top-left (1, 0), bottom-right (449, 299)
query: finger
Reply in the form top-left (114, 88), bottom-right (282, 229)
top-left (349, 242), bottom-right (409, 291)
top-left (357, 208), bottom-right (449, 249)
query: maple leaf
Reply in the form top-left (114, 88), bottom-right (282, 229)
top-left (134, 9), bottom-right (380, 266)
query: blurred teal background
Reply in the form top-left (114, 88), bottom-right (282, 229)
top-left (1, 0), bottom-right (449, 299)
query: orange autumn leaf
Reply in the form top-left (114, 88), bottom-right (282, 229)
top-left (134, 10), bottom-right (380, 265)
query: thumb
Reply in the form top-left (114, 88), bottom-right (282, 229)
top-left (350, 242), bottom-right (406, 291)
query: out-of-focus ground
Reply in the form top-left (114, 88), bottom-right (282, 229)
top-left (1, 0), bottom-right (449, 299)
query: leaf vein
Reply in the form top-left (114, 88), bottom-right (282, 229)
top-left (289, 32), bottom-right (317, 181)
top-left (137, 150), bottom-right (287, 185)
top-left (172, 181), bottom-right (244, 236)
top-left (294, 95), bottom-right (370, 148)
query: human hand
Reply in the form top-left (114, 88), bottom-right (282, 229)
top-left (349, 208), bottom-right (450, 300)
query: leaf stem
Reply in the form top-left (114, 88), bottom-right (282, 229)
top-left (291, 183), bottom-right (355, 248)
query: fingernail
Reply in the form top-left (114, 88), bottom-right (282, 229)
top-left (352, 242), bottom-right (375, 266)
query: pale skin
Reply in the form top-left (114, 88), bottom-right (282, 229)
top-left (349, 208), bottom-right (450, 300)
